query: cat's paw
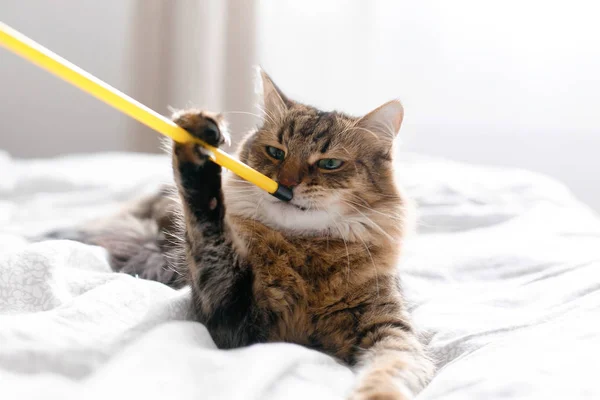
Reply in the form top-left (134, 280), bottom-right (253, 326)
top-left (349, 383), bottom-right (412, 400)
top-left (171, 109), bottom-right (229, 165)
top-left (349, 392), bottom-right (410, 400)
top-left (172, 109), bottom-right (229, 147)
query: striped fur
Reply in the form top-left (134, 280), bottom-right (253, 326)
top-left (47, 71), bottom-right (434, 399)
top-left (169, 72), bottom-right (433, 399)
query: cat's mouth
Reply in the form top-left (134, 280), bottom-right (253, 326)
top-left (282, 201), bottom-right (307, 211)
top-left (274, 196), bottom-right (310, 211)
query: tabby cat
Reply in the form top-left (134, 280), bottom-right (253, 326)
top-left (48, 71), bottom-right (434, 399)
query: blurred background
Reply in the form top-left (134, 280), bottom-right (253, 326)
top-left (1, 0), bottom-right (599, 211)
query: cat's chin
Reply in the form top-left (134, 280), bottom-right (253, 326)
top-left (259, 196), bottom-right (336, 232)
top-left (223, 181), bottom-right (378, 241)
top-left (225, 194), bottom-right (365, 242)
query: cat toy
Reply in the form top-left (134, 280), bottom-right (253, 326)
top-left (0, 22), bottom-right (293, 202)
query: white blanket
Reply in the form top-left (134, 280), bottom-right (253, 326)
top-left (1, 151), bottom-right (599, 400)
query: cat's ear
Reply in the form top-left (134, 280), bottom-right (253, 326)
top-left (357, 100), bottom-right (404, 145)
top-left (258, 68), bottom-right (291, 121)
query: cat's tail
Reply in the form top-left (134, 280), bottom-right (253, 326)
top-left (38, 187), bottom-right (187, 289)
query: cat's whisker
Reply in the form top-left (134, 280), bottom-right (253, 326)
top-left (414, 219), bottom-right (437, 228)
top-left (225, 186), bottom-right (258, 192)
top-left (345, 191), bottom-right (402, 201)
top-left (225, 192), bottom-right (260, 199)
top-left (226, 184), bottom-right (254, 189)
top-left (226, 195), bottom-right (259, 200)
top-left (227, 181), bottom-right (256, 188)
top-left (221, 110), bottom-right (263, 120)
top-left (329, 212), bottom-right (351, 287)
top-left (344, 198), bottom-right (404, 222)
top-left (227, 177), bottom-right (259, 184)
top-left (357, 230), bottom-right (380, 297)
top-left (226, 187), bottom-right (257, 191)
top-left (226, 183), bottom-right (257, 188)
top-left (225, 189), bottom-right (259, 195)
top-left (225, 184), bottom-right (259, 191)
top-left (225, 196), bottom-right (258, 202)
top-left (226, 186), bottom-right (255, 192)
top-left (341, 192), bottom-right (401, 214)
top-left (344, 194), bottom-right (409, 218)
top-left (254, 104), bottom-right (277, 126)
top-left (248, 195), bottom-right (265, 245)
top-left (342, 201), bottom-right (395, 243)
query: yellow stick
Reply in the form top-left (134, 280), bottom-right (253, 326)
top-left (0, 22), bottom-right (292, 201)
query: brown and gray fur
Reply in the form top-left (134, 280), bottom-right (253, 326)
top-left (46, 71), bottom-right (434, 399)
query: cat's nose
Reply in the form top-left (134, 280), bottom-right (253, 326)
top-left (278, 176), bottom-right (299, 188)
top-left (278, 160), bottom-right (303, 189)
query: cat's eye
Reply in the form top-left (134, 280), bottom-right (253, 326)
top-left (316, 158), bottom-right (344, 170)
top-left (266, 145), bottom-right (285, 160)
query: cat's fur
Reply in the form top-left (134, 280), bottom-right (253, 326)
top-left (47, 71), bottom-right (434, 399)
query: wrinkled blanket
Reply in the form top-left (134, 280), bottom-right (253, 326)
top-left (1, 151), bottom-right (599, 399)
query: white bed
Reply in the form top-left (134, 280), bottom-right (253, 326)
top-left (1, 150), bottom-right (599, 399)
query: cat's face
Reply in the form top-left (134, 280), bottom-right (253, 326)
top-left (225, 72), bottom-right (407, 243)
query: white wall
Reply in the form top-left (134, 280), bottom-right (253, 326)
top-left (258, 0), bottom-right (600, 211)
top-left (0, 0), bottom-right (258, 157)
top-left (0, 0), bottom-right (134, 157)
top-left (2, 1), bottom-right (599, 211)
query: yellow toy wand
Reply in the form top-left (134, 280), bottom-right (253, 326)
top-left (0, 22), bottom-right (292, 202)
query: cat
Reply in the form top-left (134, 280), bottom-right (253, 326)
top-left (46, 71), bottom-right (434, 399)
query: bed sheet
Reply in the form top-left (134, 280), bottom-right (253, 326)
top-left (1, 150), bottom-right (599, 399)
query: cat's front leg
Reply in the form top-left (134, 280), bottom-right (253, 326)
top-left (171, 109), bottom-right (229, 227)
top-left (350, 302), bottom-right (434, 400)
top-left (171, 110), bottom-right (266, 348)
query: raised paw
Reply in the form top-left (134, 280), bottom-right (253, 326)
top-left (172, 109), bottom-right (229, 147)
top-left (170, 109), bottom-right (226, 222)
